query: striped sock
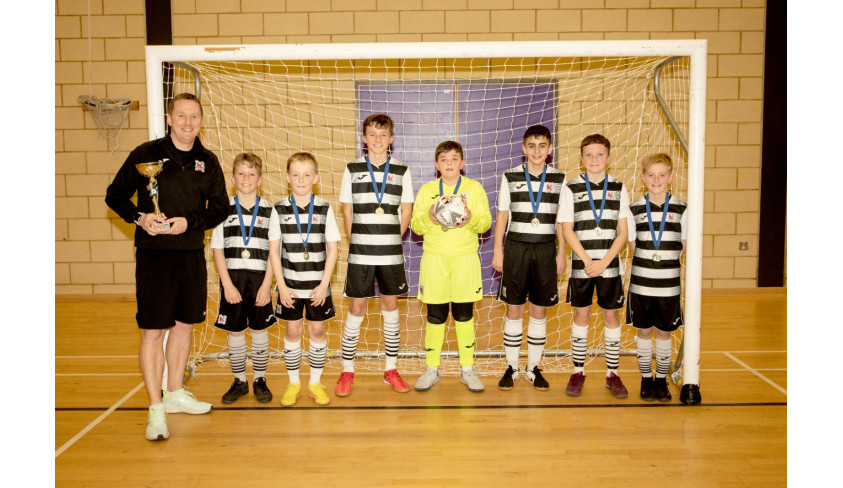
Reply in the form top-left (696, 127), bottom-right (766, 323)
top-left (571, 323), bottom-right (588, 374)
top-left (503, 317), bottom-right (523, 369)
top-left (284, 338), bottom-right (302, 384)
top-left (655, 338), bottom-right (672, 379)
top-left (604, 327), bottom-right (621, 375)
top-left (636, 335), bottom-right (653, 377)
top-left (251, 330), bottom-right (269, 379)
top-left (341, 314), bottom-right (363, 373)
top-left (308, 339), bottom-right (327, 385)
top-left (228, 334), bottom-right (248, 382)
top-left (383, 309), bottom-right (400, 371)
top-left (526, 316), bottom-right (547, 370)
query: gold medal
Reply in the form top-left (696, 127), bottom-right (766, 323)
top-left (653, 252), bottom-right (661, 263)
top-left (375, 206), bottom-right (384, 215)
top-left (241, 249), bottom-right (250, 259)
top-left (594, 225), bottom-right (602, 236)
top-left (303, 250), bottom-right (310, 261)
top-left (531, 217), bottom-right (540, 227)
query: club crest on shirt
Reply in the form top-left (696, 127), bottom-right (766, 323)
top-left (194, 160), bottom-right (206, 173)
top-left (257, 217), bottom-right (265, 226)
top-left (387, 174), bottom-right (395, 183)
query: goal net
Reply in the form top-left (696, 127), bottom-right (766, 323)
top-left (145, 41), bottom-right (705, 389)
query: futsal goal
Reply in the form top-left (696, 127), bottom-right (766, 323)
top-left (145, 40), bottom-right (705, 404)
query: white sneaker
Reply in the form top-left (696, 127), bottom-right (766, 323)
top-left (145, 404), bottom-right (169, 441)
top-left (163, 388), bottom-right (212, 414)
top-left (414, 368), bottom-right (440, 391)
top-left (460, 368), bottom-right (485, 393)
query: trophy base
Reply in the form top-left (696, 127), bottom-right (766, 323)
top-left (153, 222), bottom-right (171, 232)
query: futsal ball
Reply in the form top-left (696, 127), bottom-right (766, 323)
top-left (434, 195), bottom-right (467, 229)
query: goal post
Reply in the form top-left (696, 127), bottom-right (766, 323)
top-left (144, 40), bottom-right (705, 404)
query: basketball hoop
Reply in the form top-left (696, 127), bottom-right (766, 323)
top-left (78, 95), bottom-right (133, 154)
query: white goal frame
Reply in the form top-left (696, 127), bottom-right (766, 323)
top-left (144, 40), bottom-right (706, 393)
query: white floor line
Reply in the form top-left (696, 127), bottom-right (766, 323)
top-left (55, 381), bottom-right (145, 459)
top-left (722, 352), bottom-right (787, 396)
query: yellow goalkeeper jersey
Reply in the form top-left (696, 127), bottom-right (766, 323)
top-left (410, 176), bottom-right (491, 256)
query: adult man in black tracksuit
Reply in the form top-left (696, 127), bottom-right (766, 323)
top-left (106, 93), bottom-right (228, 441)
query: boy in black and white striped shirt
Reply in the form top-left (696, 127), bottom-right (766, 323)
top-left (271, 152), bottom-right (341, 407)
top-left (335, 114), bottom-right (415, 397)
top-left (556, 134), bottom-right (631, 399)
top-left (626, 153), bottom-right (687, 402)
top-left (211, 153), bottom-right (281, 405)
top-left (492, 125), bottom-right (567, 391)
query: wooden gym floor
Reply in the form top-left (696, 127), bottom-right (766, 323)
top-left (55, 288), bottom-right (786, 487)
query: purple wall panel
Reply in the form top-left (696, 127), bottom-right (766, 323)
top-left (357, 82), bottom-right (555, 297)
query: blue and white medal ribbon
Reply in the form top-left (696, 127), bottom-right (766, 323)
top-left (645, 192), bottom-right (670, 263)
top-left (583, 173), bottom-right (608, 236)
top-left (291, 194), bottom-right (315, 260)
top-left (366, 155), bottom-right (391, 215)
top-left (439, 176), bottom-right (462, 197)
top-left (235, 195), bottom-right (260, 259)
top-left (525, 164), bottom-right (547, 227)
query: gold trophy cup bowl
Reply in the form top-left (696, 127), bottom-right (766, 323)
top-left (135, 160), bottom-right (171, 232)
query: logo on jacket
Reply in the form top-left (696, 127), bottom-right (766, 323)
top-left (195, 160), bottom-right (205, 172)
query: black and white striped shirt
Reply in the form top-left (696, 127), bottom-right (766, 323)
top-left (497, 163), bottom-right (566, 243)
top-left (628, 195), bottom-right (687, 297)
top-left (557, 173), bottom-right (631, 279)
top-left (210, 196), bottom-right (281, 273)
top-left (274, 196), bottom-right (341, 297)
top-left (339, 156), bottom-right (414, 266)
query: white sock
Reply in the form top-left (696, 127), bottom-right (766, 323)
top-left (309, 339), bottom-right (327, 385)
top-left (341, 314), bottom-right (363, 373)
top-left (228, 334), bottom-right (248, 382)
top-left (636, 335), bottom-right (653, 377)
top-left (571, 323), bottom-right (589, 374)
top-left (284, 338), bottom-right (302, 384)
top-left (526, 316), bottom-right (547, 370)
top-left (503, 317), bottom-right (523, 369)
top-left (251, 331), bottom-right (269, 380)
top-left (655, 337), bottom-right (672, 378)
top-left (383, 309), bottom-right (400, 371)
top-left (604, 327), bottom-right (622, 375)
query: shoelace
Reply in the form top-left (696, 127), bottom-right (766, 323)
top-left (149, 408), bottom-right (166, 423)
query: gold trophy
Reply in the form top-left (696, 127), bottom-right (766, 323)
top-left (135, 159), bottom-right (171, 232)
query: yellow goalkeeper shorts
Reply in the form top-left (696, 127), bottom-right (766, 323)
top-left (417, 251), bottom-right (483, 304)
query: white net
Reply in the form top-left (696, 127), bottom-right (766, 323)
top-left (78, 95), bottom-right (132, 154)
top-left (160, 52), bottom-right (691, 378)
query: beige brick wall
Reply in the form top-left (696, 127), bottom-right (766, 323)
top-left (55, 0), bottom-right (772, 294)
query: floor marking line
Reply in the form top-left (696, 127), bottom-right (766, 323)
top-left (722, 352), bottom-right (787, 396)
top-left (55, 382), bottom-right (145, 458)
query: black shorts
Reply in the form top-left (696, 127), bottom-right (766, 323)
top-left (343, 263), bottom-right (409, 298)
top-left (276, 294), bottom-right (337, 323)
top-left (497, 239), bottom-right (561, 307)
top-left (566, 275), bottom-right (625, 310)
top-left (214, 269), bottom-right (277, 333)
top-left (135, 247), bottom-right (207, 330)
top-left (625, 292), bottom-right (684, 332)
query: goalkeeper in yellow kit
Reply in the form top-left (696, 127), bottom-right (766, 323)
top-left (410, 140), bottom-right (492, 393)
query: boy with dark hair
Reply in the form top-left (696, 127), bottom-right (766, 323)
top-left (411, 140), bottom-right (492, 393)
top-left (335, 114), bottom-right (415, 397)
top-left (556, 134), bottom-right (631, 399)
top-left (492, 125), bottom-right (567, 391)
top-left (211, 152), bottom-right (280, 405)
top-left (627, 153), bottom-right (687, 402)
